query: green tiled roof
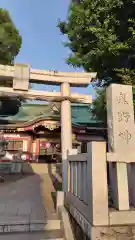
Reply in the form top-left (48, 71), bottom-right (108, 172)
top-left (72, 104), bottom-right (95, 124)
top-left (0, 103), bottom-right (102, 127)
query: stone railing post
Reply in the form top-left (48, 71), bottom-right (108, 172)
top-left (87, 141), bottom-right (109, 226)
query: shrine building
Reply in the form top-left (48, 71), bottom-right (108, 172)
top-left (0, 102), bottom-right (106, 162)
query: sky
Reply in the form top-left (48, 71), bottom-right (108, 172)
top-left (0, 0), bottom-right (95, 98)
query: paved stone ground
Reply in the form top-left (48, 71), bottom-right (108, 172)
top-left (0, 174), bottom-right (53, 223)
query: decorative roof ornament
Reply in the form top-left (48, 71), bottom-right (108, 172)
top-left (42, 122), bottom-right (60, 131)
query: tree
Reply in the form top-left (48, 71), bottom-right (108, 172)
top-left (92, 88), bottom-right (107, 124)
top-left (0, 96), bottom-right (21, 116)
top-left (58, 0), bottom-right (135, 87)
top-left (0, 9), bottom-right (22, 116)
top-left (0, 8), bottom-right (22, 65)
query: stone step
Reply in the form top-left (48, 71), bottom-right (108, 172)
top-left (34, 230), bottom-right (63, 239)
top-left (0, 219), bottom-right (61, 234)
top-left (42, 239), bottom-right (64, 240)
top-left (0, 232), bottom-right (64, 240)
top-left (43, 239), bottom-right (64, 240)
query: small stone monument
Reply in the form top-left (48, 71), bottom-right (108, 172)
top-left (106, 84), bottom-right (135, 162)
top-left (106, 84), bottom-right (135, 211)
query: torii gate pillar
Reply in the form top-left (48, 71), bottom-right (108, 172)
top-left (61, 82), bottom-right (72, 192)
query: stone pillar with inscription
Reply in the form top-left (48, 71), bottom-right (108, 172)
top-left (106, 84), bottom-right (135, 210)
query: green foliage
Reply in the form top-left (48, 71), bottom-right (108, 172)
top-left (0, 8), bottom-right (22, 65)
top-left (0, 9), bottom-right (22, 116)
top-left (132, 86), bottom-right (135, 106)
top-left (58, 0), bottom-right (135, 87)
top-left (92, 88), bottom-right (107, 124)
top-left (0, 97), bottom-right (21, 116)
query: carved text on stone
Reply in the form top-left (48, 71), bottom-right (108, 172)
top-left (117, 111), bottom-right (130, 123)
top-left (118, 129), bottom-right (132, 144)
top-left (116, 92), bottom-right (129, 105)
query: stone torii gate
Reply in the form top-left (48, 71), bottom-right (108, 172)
top-left (0, 63), bottom-right (96, 190)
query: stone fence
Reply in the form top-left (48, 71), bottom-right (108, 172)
top-left (64, 84), bottom-right (135, 240)
top-left (64, 142), bottom-right (135, 239)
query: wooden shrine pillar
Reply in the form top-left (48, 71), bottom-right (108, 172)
top-left (22, 137), bottom-right (31, 162)
top-left (61, 82), bottom-right (72, 192)
top-left (32, 139), bottom-right (40, 162)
